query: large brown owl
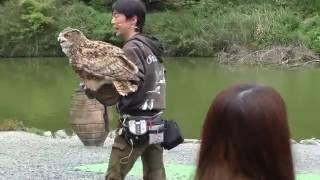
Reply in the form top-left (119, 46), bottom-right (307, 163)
top-left (57, 27), bottom-right (139, 96)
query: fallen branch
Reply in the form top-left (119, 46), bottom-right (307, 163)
top-left (288, 60), bottom-right (320, 67)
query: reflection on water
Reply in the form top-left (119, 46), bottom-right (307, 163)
top-left (0, 57), bottom-right (319, 139)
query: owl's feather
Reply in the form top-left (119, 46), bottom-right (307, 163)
top-left (58, 27), bottom-right (140, 96)
top-left (79, 41), bottom-right (139, 81)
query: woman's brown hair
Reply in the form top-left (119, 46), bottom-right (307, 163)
top-left (196, 84), bottom-right (294, 180)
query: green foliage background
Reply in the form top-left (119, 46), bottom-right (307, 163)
top-left (0, 0), bottom-right (319, 57)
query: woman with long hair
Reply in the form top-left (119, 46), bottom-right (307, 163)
top-left (196, 84), bottom-right (294, 180)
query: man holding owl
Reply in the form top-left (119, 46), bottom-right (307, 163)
top-left (104, 0), bottom-right (167, 179)
top-left (57, 0), bottom-right (172, 178)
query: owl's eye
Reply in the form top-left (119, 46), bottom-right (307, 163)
top-left (64, 34), bottom-right (70, 38)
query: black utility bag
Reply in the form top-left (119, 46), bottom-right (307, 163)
top-left (161, 120), bottom-right (184, 150)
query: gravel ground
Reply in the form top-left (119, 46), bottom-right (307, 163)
top-left (0, 131), bottom-right (319, 180)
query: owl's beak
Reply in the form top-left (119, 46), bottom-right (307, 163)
top-left (57, 33), bottom-right (66, 43)
top-left (57, 37), bottom-right (65, 43)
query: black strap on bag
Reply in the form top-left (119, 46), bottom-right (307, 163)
top-left (161, 120), bottom-right (184, 150)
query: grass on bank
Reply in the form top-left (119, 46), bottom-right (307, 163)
top-left (0, 119), bottom-right (45, 135)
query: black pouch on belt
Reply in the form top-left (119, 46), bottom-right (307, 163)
top-left (161, 120), bottom-right (184, 150)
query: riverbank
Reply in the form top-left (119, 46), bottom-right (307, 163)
top-left (0, 131), bottom-right (319, 179)
top-left (217, 45), bottom-right (320, 67)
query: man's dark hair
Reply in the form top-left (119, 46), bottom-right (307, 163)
top-left (112, 0), bottom-right (146, 32)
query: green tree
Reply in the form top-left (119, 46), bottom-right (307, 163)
top-left (20, 0), bottom-right (55, 55)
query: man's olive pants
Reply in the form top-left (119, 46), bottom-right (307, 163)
top-left (105, 134), bottom-right (166, 180)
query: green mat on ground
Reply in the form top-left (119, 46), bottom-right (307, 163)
top-left (74, 159), bottom-right (194, 179)
top-left (74, 161), bottom-right (320, 180)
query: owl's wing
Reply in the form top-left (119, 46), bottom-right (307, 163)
top-left (80, 41), bottom-right (139, 81)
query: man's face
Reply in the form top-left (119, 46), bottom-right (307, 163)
top-left (111, 10), bottom-right (136, 38)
